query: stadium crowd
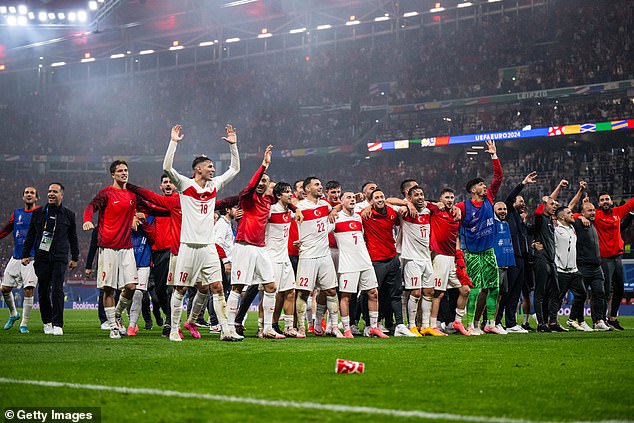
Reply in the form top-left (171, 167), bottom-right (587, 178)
top-left (0, 0), bottom-right (633, 156)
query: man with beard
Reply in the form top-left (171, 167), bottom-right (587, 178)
top-left (502, 172), bottom-right (537, 333)
top-left (592, 192), bottom-right (634, 330)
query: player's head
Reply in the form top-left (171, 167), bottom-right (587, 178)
top-left (465, 177), bottom-right (486, 197)
top-left (48, 182), bottom-right (64, 206)
top-left (439, 188), bottom-right (455, 208)
top-left (361, 181), bottom-right (378, 201)
top-left (370, 188), bottom-right (385, 209)
top-left (255, 172), bottom-right (271, 196)
top-left (303, 176), bottom-right (323, 199)
top-left (581, 201), bottom-right (596, 221)
top-left (160, 173), bottom-right (175, 196)
top-left (341, 191), bottom-right (356, 213)
top-left (407, 185), bottom-right (425, 209)
top-left (192, 156), bottom-right (214, 181)
top-left (23, 186), bottom-right (38, 206)
top-left (494, 202), bottom-right (508, 221)
top-left (555, 206), bottom-right (573, 224)
top-left (513, 195), bottom-right (526, 212)
top-left (400, 179), bottom-right (418, 198)
top-left (274, 182), bottom-right (293, 206)
top-left (267, 180), bottom-right (276, 196)
top-left (598, 193), bottom-right (613, 211)
top-left (294, 180), bottom-right (306, 200)
top-left (214, 211), bottom-right (220, 224)
top-left (542, 196), bottom-right (558, 216)
top-left (325, 180), bottom-right (342, 204)
top-left (110, 160), bottom-right (128, 186)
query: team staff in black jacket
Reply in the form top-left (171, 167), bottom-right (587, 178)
top-left (22, 183), bottom-right (79, 336)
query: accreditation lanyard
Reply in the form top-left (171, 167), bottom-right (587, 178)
top-left (39, 206), bottom-right (57, 252)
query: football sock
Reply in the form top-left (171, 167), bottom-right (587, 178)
top-left (421, 296), bottom-right (432, 328)
top-left (407, 295), bottom-right (420, 328)
top-left (170, 291), bottom-right (184, 333)
top-left (263, 291), bottom-right (275, 333)
top-left (3, 291), bottom-right (16, 316)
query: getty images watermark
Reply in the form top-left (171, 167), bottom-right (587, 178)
top-left (4, 408), bottom-right (101, 423)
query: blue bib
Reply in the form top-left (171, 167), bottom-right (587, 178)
top-left (461, 199), bottom-right (495, 253)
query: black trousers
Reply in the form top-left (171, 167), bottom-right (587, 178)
top-left (579, 265), bottom-right (606, 323)
top-left (372, 256), bottom-right (403, 326)
top-left (505, 257), bottom-right (525, 327)
top-left (601, 256), bottom-right (624, 319)
top-left (557, 272), bottom-right (587, 322)
top-left (533, 257), bottom-right (560, 324)
top-left (151, 249), bottom-right (171, 326)
top-left (35, 261), bottom-right (66, 327)
top-left (438, 287), bottom-right (459, 324)
top-left (495, 267), bottom-right (511, 325)
top-left (235, 285), bottom-right (259, 325)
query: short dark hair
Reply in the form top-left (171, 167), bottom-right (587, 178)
top-left (294, 180), bottom-right (304, 191)
top-left (597, 192), bottom-right (610, 199)
top-left (49, 182), bottom-right (65, 192)
top-left (160, 173), bottom-right (171, 183)
top-left (465, 177), bottom-right (485, 193)
top-left (361, 181), bottom-right (377, 192)
top-left (192, 156), bottom-right (211, 170)
top-left (400, 179), bottom-right (417, 196)
top-left (325, 180), bottom-right (341, 191)
top-left (555, 206), bottom-right (569, 218)
top-left (110, 160), bottom-right (128, 175)
top-left (407, 185), bottom-right (424, 197)
top-left (274, 182), bottom-right (292, 199)
top-left (440, 187), bottom-right (455, 196)
top-left (303, 176), bottom-right (319, 190)
top-left (370, 188), bottom-right (384, 201)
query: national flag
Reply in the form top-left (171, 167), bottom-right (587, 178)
top-left (548, 126), bottom-right (565, 136)
top-left (579, 123), bottom-right (596, 133)
top-left (367, 142), bottom-right (383, 152)
top-left (611, 120), bottom-right (628, 130)
top-left (564, 125), bottom-right (580, 135)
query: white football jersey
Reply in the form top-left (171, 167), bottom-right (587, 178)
top-left (399, 207), bottom-right (431, 261)
top-left (333, 211), bottom-right (372, 273)
top-left (265, 202), bottom-right (292, 263)
top-left (163, 140), bottom-right (239, 245)
top-left (296, 198), bottom-right (332, 259)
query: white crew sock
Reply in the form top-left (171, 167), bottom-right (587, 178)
top-left (226, 291), bottom-right (241, 330)
top-left (105, 306), bottom-right (116, 330)
top-left (421, 296), bottom-right (432, 328)
top-left (455, 308), bottom-right (465, 323)
top-left (3, 291), bottom-right (16, 316)
top-left (431, 317), bottom-right (438, 328)
top-left (188, 291), bottom-right (207, 324)
top-left (306, 295), bottom-right (313, 326)
top-left (212, 293), bottom-right (229, 334)
top-left (21, 296), bottom-right (34, 327)
top-left (129, 290), bottom-right (144, 327)
top-left (170, 291), bottom-right (184, 333)
top-left (407, 296), bottom-right (420, 328)
top-left (262, 291), bottom-right (276, 333)
top-left (284, 313), bottom-right (293, 330)
top-left (523, 313), bottom-right (530, 325)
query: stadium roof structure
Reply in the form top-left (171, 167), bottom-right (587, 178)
top-left (0, 0), bottom-right (532, 72)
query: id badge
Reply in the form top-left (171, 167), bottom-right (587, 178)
top-left (39, 231), bottom-right (54, 252)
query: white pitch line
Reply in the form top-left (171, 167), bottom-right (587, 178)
top-left (0, 378), bottom-right (629, 423)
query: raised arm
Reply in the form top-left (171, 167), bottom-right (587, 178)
top-left (568, 181), bottom-right (587, 212)
top-left (214, 124), bottom-right (241, 190)
top-left (505, 171), bottom-right (537, 209)
top-left (162, 124), bottom-right (188, 192)
top-left (549, 179), bottom-right (569, 202)
top-left (485, 140), bottom-right (503, 201)
top-left (239, 146), bottom-right (271, 198)
top-left (613, 196), bottom-right (634, 219)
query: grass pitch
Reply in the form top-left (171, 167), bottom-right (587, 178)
top-left (0, 310), bottom-right (633, 423)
